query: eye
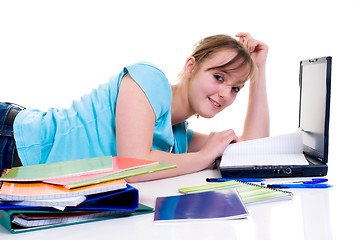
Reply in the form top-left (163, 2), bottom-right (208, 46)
top-left (214, 74), bottom-right (224, 82)
top-left (232, 84), bottom-right (245, 93)
top-left (232, 87), bottom-right (240, 93)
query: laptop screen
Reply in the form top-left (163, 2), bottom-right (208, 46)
top-left (299, 57), bottom-right (331, 163)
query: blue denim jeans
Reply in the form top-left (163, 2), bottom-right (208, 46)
top-left (0, 102), bottom-right (22, 175)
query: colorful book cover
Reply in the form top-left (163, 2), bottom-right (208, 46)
top-left (44, 157), bottom-right (158, 188)
top-left (0, 156), bottom-right (113, 181)
top-left (0, 179), bottom-right (127, 201)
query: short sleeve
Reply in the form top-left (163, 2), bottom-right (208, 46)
top-left (123, 63), bottom-right (172, 120)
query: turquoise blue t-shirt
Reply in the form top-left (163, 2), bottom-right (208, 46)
top-left (13, 62), bottom-right (193, 166)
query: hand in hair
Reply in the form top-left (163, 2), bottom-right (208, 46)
top-left (236, 32), bottom-right (268, 70)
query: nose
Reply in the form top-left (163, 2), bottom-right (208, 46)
top-left (218, 85), bottom-right (232, 99)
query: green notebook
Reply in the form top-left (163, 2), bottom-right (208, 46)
top-left (0, 156), bottom-right (113, 181)
top-left (0, 204), bottom-right (153, 234)
top-left (179, 180), bottom-right (293, 205)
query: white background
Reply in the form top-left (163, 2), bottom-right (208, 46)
top-left (0, 1), bottom-right (358, 238)
top-left (1, 0), bottom-right (358, 168)
top-left (1, 0), bottom-right (358, 136)
top-left (1, 0), bottom-right (358, 171)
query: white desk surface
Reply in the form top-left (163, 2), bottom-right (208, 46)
top-left (0, 148), bottom-right (357, 240)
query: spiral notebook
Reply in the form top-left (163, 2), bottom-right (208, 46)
top-left (179, 180), bottom-right (293, 205)
top-left (154, 189), bottom-right (248, 222)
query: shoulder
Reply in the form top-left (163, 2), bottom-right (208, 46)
top-left (121, 62), bottom-right (172, 118)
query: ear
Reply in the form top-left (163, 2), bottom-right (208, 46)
top-left (184, 56), bottom-right (196, 75)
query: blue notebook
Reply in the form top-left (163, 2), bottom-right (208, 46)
top-left (0, 184), bottom-right (138, 211)
top-left (154, 189), bottom-right (248, 222)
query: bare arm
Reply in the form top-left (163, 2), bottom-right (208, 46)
top-left (237, 32), bottom-right (270, 141)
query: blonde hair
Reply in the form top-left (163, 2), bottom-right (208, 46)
top-left (179, 34), bottom-right (256, 83)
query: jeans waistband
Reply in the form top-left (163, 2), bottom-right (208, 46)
top-left (4, 107), bottom-right (20, 126)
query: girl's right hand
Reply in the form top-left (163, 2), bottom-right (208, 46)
top-left (198, 129), bottom-right (238, 167)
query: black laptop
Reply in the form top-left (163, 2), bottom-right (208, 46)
top-left (219, 56), bottom-right (332, 178)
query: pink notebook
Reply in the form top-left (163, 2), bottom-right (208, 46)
top-left (43, 157), bottom-right (157, 188)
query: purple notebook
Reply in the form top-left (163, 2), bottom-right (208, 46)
top-left (154, 189), bottom-right (248, 222)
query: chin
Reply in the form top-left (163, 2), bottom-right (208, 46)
top-left (199, 111), bottom-right (219, 119)
top-left (201, 115), bottom-right (214, 119)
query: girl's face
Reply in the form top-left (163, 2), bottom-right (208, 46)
top-left (187, 49), bottom-right (249, 118)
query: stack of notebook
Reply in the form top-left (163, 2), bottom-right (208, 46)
top-left (0, 156), bottom-right (175, 233)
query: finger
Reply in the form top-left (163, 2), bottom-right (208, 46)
top-left (238, 36), bottom-right (245, 45)
top-left (248, 39), bottom-right (259, 53)
top-left (238, 35), bottom-right (257, 53)
top-left (236, 32), bottom-right (251, 46)
top-left (223, 129), bottom-right (238, 142)
top-left (236, 32), bottom-right (253, 44)
top-left (244, 38), bottom-right (253, 52)
top-left (246, 39), bottom-right (255, 53)
top-left (241, 36), bottom-right (249, 51)
top-left (235, 32), bottom-right (251, 38)
top-left (237, 36), bottom-right (245, 46)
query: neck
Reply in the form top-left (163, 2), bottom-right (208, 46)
top-left (171, 81), bottom-right (195, 125)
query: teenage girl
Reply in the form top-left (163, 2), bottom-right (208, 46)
top-left (0, 32), bottom-right (269, 182)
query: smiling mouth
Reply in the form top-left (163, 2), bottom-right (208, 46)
top-left (208, 97), bottom-right (221, 108)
